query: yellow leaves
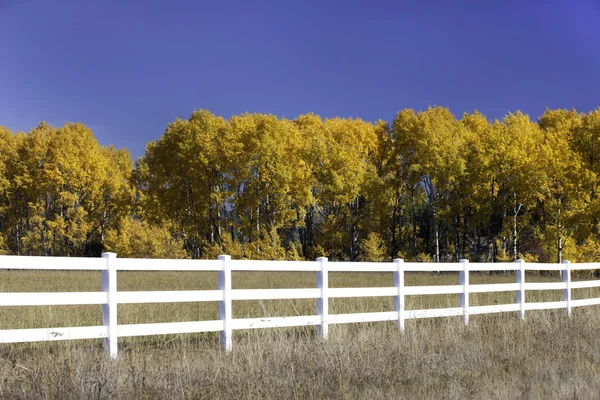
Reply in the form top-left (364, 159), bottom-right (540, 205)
top-left (138, 110), bottom-right (315, 254)
top-left (6, 107), bottom-right (600, 263)
top-left (359, 232), bottom-right (388, 262)
top-left (202, 228), bottom-right (290, 261)
top-left (517, 252), bottom-right (538, 263)
top-left (231, 113), bottom-right (313, 235)
top-left (0, 233), bottom-right (6, 255)
top-left (0, 122), bottom-right (135, 256)
top-left (104, 218), bottom-right (187, 259)
top-left (136, 110), bottom-right (233, 249)
top-left (310, 117), bottom-right (378, 206)
top-left (565, 237), bottom-right (600, 264)
top-left (202, 234), bottom-right (245, 260)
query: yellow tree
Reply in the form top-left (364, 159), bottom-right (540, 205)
top-left (395, 107), bottom-right (465, 262)
top-left (104, 217), bottom-right (187, 259)
top-left (229, 113), bottom-right (312, 254)
top-left (0, 127), bottom-right (18, 253)
top-left (293, 113), bottom-right (323, 257)
top-left (135, 110), bottom-right (234, 258)
top-left (3, 123), bottom-right (52, 254)
top-left (361, 120), bottom-right (399, 259)
top-left (486, 112), bottom-right (544, 261)
top-left (359, 232), bottom-right (388, 261)
top-left (391, 109), bottom-right (425, 258)
top-left (47, 124), bottom-right (134, 255)
top-left (2, 122), bottom-right (134, 256)
top-left (569, 108), bottom-right (600, 241)
top-left (312, 117), bottom-right (379, 260)
top-left (537, 109), bottom-right (584, 262)
top-left (459, 111), bottom-right (494, 260)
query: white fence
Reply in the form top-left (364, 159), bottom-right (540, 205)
top-left (1, 254), bottom-right (600, 358)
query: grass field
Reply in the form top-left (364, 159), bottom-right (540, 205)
top-left (1, 269), bottom-right (600, 399)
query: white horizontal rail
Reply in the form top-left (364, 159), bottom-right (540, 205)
top-left (469, 304), bottom-right (520, 314)
top-left (406, 307), bottom-right (464, 319)
top-left (0, 292), bottom-right (107, 306)
top-left (525, 301), bottom-right (567, 310)
top-left (329, 311), bottom-right (397, 324)
top-left (524, 263), bottom-right (564, 271)
top-left (570, 280), bottom-right (600, 289)
top-left (570, 263), bottom-right (600, 270)
top-left (403, 262), bottom-right (463, 272)
top-left (229, 260), bottom-right (319, 271)
top-left (116, 258), bottom-right (222, 271)
top-left (117, 290), bottom-right (223, 304)
top-left (405, 285), bottom-right (463, 295)
top-left (525, 282), bottom-right (566, 291)
top-left (232, 288), bottom-right (320, 300)
top-left (469, 283), bottom-right (520, 293)
top-left (117, 320), bottom-right (223, 337)
top-left (327, 262), bottom-right (395, 272)
top-left (571, 297), bottom-right (600, 307)
top-left (467, 263), bottom-right (519, 271)
top-left (232, 315), bottom-right (321, 329)
top-left (0, 255), bottom-right (106, 270)
top-left (0, 326), bottom-right (107, 343)
top-left (328, 287), bottom-right (396, 298)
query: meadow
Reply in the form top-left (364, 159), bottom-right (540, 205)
top-left (1, 270), bottom-right (600, 399)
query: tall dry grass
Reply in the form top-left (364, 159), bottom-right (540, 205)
top-left (1, 270), bottom-right (600, 399)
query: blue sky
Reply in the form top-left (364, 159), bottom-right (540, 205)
top-left (1, 0), bottom-right (599, 158)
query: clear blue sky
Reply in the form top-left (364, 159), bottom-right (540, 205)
top-left (1, 0), bottom-right (599, 158)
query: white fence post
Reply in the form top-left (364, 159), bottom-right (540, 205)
top-left (393, 258), bottom-right (405, 332)
top-left (563, 260), bottom-right (572, 316)
top-left (316, 257), bottom-right (329, 339)
top-left (101, 252), bottom-right (118, 359)
top-left (218, 255), bottom-right (232, 351)
top-left (516, 259), bottom-right (525, 320)
top-left (459, 259), bottom-right (469, 325)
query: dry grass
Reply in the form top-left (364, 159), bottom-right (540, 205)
top-left (1, 270), bottom-right (600, 399)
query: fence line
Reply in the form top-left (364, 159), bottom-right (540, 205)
top-left (0, 253), bottom-right (598, 358)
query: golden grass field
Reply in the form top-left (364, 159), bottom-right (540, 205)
top-left (1, 269), bottom-right (600, 399)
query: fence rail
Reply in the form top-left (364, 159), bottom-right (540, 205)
top-left (1, 254), bottom-right (599, 358)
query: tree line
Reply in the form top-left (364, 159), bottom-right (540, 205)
top-left (1, 107), bottom-right (600, 262)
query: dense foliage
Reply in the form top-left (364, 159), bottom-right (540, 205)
top-left (2, 107), bottom-right (600, 262)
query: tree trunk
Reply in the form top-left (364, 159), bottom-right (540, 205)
top-left (411, 191), bottom-right (418, 257)
top-left (455, 214), bottom-right (460, 261)
top-left (513, 210), bottom-right (517, 261)
top-left (434, 209), bottom-right (440, 263)
top-left (513, 191), bottom-right (522, 261)
top-left (462, 214), bottom-right (469, 261)
top-left (557, 198), bottom-right (562, 264)
top-left (391, 189), bottom-right (398, 258)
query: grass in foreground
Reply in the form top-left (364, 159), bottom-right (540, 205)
top-left (2, 310), bottom-right (600, 399)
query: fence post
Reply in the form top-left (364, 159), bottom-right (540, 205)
top-left (563, 260), bottom-right (572, 316)
top-left (218, 255), bottom-right (232, 351)
top-left (393, 258), bottom-right (405, 332)
top-left (516, 259), bottom-right (525, 320)
top-left (316, 257), bottom-right (329, 339)
top-left (101, 252), bottom-right (118, 359)
top-left (459, 259), bottom-right (469, 325)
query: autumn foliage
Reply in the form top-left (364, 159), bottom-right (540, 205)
top-left (2, 107), bottom-right (600, 262)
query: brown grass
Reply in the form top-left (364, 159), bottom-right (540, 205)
top-left (1, 270), bottom-right (600, 399)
